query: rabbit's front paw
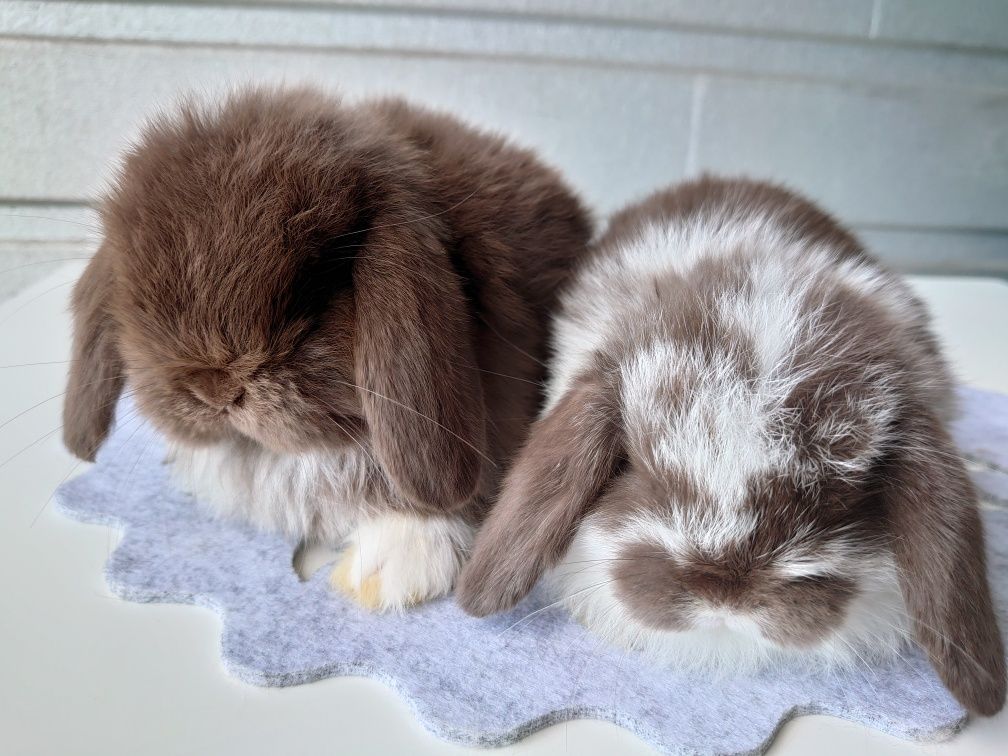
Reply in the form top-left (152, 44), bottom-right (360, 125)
top-left (331, 512), bottom-right (473, 611)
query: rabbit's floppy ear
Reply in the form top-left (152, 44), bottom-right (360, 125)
top-left (63, 245), bottom-right (125, 461)
top-left (353, 215), bottom-right (487, 512)
top-left (884, 402), bottom-right (1005, 716)
top-left (457, 372), bottom-right (622, 616)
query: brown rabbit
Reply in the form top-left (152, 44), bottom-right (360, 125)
top-left (63, 86), bottom-right (591, 611)
top-left (458, 177), bottom-right (1005, 716)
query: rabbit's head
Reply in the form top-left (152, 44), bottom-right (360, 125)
top-left (63, 87), bottom-right (486, 512)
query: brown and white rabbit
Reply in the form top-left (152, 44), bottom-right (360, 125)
top-left (62, 86), bottom-right (591, 611)
top-left (458, 177), bottom-right (1006, 715)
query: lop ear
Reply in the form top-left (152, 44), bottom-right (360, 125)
top-left (457, 374), bottom-right (622, 616)
top-left (884, 404), bottom-right (1006, 716)
top-left (354, 218), bottom-right (486, 512)
top-left (63, 245), bottom-right (125, 461)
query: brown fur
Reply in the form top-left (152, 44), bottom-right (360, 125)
top-left (63, 244), bottom-right (124, 460)
top-left (881, 405), bottom-right (1006, 716)
top-left (62, 86), bottom-right (591, 517)
top-left (456, 372), bottom-right (623, 614)
top-left (613, 539), bottom-right (858, 647)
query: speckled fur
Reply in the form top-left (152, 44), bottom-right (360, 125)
top-left (460, 177), bottom-right (1005, 716)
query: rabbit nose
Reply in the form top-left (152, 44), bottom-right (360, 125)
top-left (189, 369), bottom-right (246, 410)
top-left (682, 564), bottom-right (748, 605)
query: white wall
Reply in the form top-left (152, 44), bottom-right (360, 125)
top-left (1, 0), bottom-right (1006, 299)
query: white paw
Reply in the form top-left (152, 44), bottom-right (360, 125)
top-left (330, 512), bottom-right (473, 612)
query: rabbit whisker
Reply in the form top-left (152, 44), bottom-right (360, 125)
top-left (331, 378), bottom-right (495, 467)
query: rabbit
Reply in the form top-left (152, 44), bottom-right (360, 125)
top-left (62, 86), bottom-right (592, 612)
top-left (457, 176), bottom-right (1006, 716)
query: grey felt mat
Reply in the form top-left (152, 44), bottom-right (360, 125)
top-left (54, 386), bottom-right (1008, 756)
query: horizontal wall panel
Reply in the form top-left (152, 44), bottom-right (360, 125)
top-left (2, 2), bottom-right (1007, 90)
top-left (0, 39), bottom-right (694, 213)
top-left (1, 2), bottom-right (1005, 282)
top-left (876, 0), bottom-right (1008, 52)
top-left (858, 227), bottom-right (1008, 277)
top-left (693, 77), bottom-right (1008, 230)
top-left (257, 0), bottom-right (877, 39)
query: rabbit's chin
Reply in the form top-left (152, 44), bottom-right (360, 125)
top-left (547, 516), bottom-right (913, 675)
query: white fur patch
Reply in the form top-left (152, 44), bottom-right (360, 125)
top-left (543, 283), bottom-right (624, 413)
top-left (167, 439), bottom-right (372, 545)
top-left (611, 211), bottom-right (792, 280)
top-left (338, 512), bottom-right (474, 611)
top-left (624, 505), bottom-right (759, 559)
top-left (170, 439), bottom-right (473, 612)
top-left (621, 341), bottom-right (794, 509)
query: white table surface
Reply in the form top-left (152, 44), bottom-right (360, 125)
top-left (2, 263), bottom-right (1007, 756)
